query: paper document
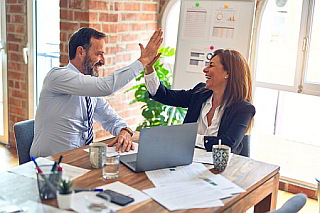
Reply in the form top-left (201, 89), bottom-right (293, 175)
top-left (83, 142), bottom-right (139, 156)
top-left (72, 181), bottom-right (150, 213)
top-left (146, 163), bottom-right (215, 187)
top-left (8, 157), bottom-right (90, 181)
top-left (20, 200), bottom-right (72, 213)
top-left (193, 148), bottom-right (213, 164)
top-left (143, 180), bottom-right (230, 211)
top-left (204, 174), bottom-right (245, 195)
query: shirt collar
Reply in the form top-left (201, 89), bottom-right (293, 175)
top-left (66, 62), bottom-right (81, 74)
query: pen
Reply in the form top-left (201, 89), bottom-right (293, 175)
top-left (51, 161), bottom-right (57, 172)
top-left (31, 156), bottom-right (43, 174)
top-left (57, 155), bottom-right (63, 166)
top-left (74, 188), bottom-right (103, 193)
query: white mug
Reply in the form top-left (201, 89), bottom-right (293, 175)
top-left (89, 143), bottom-right (107, 168)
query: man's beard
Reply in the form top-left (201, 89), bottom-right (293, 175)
top-left (83, 55), bottom-right (99, 77)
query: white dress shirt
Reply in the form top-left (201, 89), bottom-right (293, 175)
top-left (30, 61), bottom-right (143, 157)
top-left (144, 71), bottom-right (225, 148)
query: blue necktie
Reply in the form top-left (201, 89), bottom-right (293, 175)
top-left (85, 96), bottom-right (93, 145)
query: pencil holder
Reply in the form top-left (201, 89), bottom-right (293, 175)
top-left (36, 165), bottom-right (62, 200)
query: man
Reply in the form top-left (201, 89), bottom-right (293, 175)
top-left (30, 27), bottom-right (163, 157)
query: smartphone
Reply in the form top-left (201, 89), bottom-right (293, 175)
top-left (96, 189), bottom-right (134, 206)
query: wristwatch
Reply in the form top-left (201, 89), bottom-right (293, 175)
top-left (121, 127), bottom-right (134, 137)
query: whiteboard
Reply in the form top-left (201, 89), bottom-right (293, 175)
top-left (172, 0), bottom-right (256, 90)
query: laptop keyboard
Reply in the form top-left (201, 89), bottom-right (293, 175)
top-left (127, 161), bottom-right (137, 168)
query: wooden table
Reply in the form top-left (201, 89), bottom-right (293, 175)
top-left (1, 141), bottom-right (280, 213)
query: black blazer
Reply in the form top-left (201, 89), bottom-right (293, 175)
top-left (150, 82), bottom-right (256, 155)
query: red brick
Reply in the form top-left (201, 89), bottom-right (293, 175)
top-left (60, 0), bottom-right (68, 8)
top-left (75, 11), bottom-right (89, 22)
top-left (69, 0), bottom-right (85, 9)
top-left (11, 90), bottom-right (27, 99)
top-left (142, 3), bottom-right (158, 12)
top-left (122, 34), bottom-right (138, 42)
top-left (106, 47), bottom-right (117, 54)
top-left (147, 22), bottom-right (158, 30)
top-left (8, 71), bottom-right (25, 80)
top-left (59, 43), bottom-right (64, 53)
top-left (61, 9), bottom-right (73, 20)
top-left (61, 22), bottom-right (79, 31)
top-left (124, 3), bottom-right (141, 11)
top-left (117, 24), bottom-right (129, 32)
top-left (8, 43), bottom-right (20, 52)
top-left (11, 15), bottom-right (25, 24)
top-left (8, 80), bottom-right (14, 87)
top-left (102, 24), bottom-right (117, 33)
top-left (9, 5), bottom-right (25, 13)
top-left (88, 23), bottom-right (102, 31)
top-left (139, 13), bottom-right (157, 21)
top-left (109, 35), bottom-right (118, 43)
top-left (9, 98), bottom-right (22, 107)
top-left (99, 13), bottom-right (118, 22)
top-left (114, 2), bottom-right (124, 11)
top-left (22, 100), bottom-right (27, 108)
top-left (121, 13), bottom-right (139, 22)
top-left (7, 0), bottom-right (18, 3)
top-left (20, 82), bottom-right (27, 90)
top-left (60, 55), bottom-right (69, 65)
top-left (132, 23), bottom-right (146, 31)
top-left (60, 32), bottom-right (68, 43)
top-left (126, 43), bottom-right (139, 51)
top-left (7, 24), bottom-right (15, 33)
top-left (11, 106), bottom-right (27, 117)
top-left (9, 52), bottom-right (24, 62)
top-left (8, 62), bottom-right (23, 71)
top-left (89, 1), bottom-right (108, 10)
top-left (15, 25), bottom-right (24, 33)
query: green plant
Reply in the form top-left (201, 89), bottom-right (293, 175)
top-left (126, 47), bottom-right (187, 131)
top-left (59, 179), bottom-right (73, 194)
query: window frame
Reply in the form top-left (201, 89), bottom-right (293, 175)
top-left (251, 0), bottom-right (320, 96)
top-left (0, 0), bottom-right (8, 144)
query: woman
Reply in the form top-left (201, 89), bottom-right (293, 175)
top-left (144, 49), bottom-right (255, 156)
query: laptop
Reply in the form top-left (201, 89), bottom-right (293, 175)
top-left (120, 122), bottom-right (198, 172)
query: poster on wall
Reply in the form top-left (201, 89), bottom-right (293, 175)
top-left (209, 2), bottom-right (240, 43)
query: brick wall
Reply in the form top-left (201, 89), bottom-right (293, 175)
top-left (6, 0), bottom-right (28, 146)
top-left (60, 0), bottom-right (164, 141)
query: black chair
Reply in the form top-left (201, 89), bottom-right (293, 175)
top-left (239, 135), bottom-right (250, 157)
top-left (13, 119), bottom-right (35, 165)
top-left (267, 193), bottom-right (307, 213)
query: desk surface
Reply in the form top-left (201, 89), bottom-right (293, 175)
top-left (1, 141), bottom-right (280, 213)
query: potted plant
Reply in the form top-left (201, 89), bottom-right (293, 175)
top-left (56, 179), bottom-right (74, 209)
top-left (126, 47), bottom-right (187, 131)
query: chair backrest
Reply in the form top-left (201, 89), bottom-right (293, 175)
top-left (239, 135), bottom-right (250, 157)
top-left (13, 119), bottom-right (35, 165)
top-left (267, 193), bottom-right (307, 213)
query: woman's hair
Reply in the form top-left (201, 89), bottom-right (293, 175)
top-left (210, 49), bottom-right (254, 133)
top-left (212, 49), bottom-right (252, 107)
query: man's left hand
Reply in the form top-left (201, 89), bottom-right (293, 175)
top-left (108, 130), bottom-right (135, 152)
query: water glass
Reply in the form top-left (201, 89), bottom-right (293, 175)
top-left (89, 142), bottom-right (107, 169)
top-left (103, 147), bottom-right (120, 179)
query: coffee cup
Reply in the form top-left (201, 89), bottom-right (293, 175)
top-left (212, 144), bottom-right (231, 172)
top-left (89, 142), bottom-right (107, 168)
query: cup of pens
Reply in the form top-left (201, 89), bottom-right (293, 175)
top-left (212, 139), bottom-right (231, 172)
top-left (35, 162), bottom-right (63, 200)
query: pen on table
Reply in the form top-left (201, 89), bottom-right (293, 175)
top-left (56, 155), bottom-right (64, 171)
top-left (74, 188), bottom-right (103, 193)
top-left (31, 156), bottom-right (43, 173)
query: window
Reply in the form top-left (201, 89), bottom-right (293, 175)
top-left (252, 0), bottom-right (320, 186)
top-left (0, 0), bottom-right (8, 143)
top-left (27, 0), bottom-right (60, 112)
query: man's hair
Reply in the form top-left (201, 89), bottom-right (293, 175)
top-left (68, 27), bottom-right (106, 60)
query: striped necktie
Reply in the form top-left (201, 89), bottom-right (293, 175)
top-left (85, 96), bottom-right (93, 145)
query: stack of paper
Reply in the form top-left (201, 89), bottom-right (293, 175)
top-left (143, 163), bottom-right (244, 211)
top-left (8, 157), bottom-right (90, 181)
top-left (71, 181), bottom-right (150, 213)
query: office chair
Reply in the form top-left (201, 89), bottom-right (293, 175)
top-left (13, 119), bottom-right (35, 165)
top-left (267, 193), bottom-right (307, 213)
top-left (239, 135), bottom-right (250, 157)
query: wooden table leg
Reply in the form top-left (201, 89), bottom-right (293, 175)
top-left (254, 173), bottom-right (280, 212)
